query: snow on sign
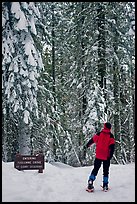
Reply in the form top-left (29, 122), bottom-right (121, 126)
top-left (14, 153), bottom-right (45, 173)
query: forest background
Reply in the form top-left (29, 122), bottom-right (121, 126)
top-left (2, 2), bottom-right (135, 167)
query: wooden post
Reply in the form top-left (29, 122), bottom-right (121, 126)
top-left (38, 169), bottom-right (43, 173)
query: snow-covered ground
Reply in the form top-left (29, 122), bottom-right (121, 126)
top-left (2, 161), bottom-right (135, 202)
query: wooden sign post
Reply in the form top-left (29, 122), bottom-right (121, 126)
top-left (14, 153), bottom-right (45, 173)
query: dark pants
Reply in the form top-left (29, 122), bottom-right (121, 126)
top-left (89, 158), bottom-right (110, 183)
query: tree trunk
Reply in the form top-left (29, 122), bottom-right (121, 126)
top-left (97, 3), bottom-right (106, 90)
top-left (97, 3), bottom-right (107, 122)
top-left (18, 119), bottom-right (31, 155)
top-left (113, 17), bottom-right (121, 162)
top-left (51, 3), bottom-right (57, 160)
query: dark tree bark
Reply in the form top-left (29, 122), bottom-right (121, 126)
top-left (51, 3), bottom-right (57, 160)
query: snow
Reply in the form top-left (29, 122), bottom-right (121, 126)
top-left (11, 2), bottom-right (21, 19)
top-left (23, 110), bottom-right (30, 124)
top-left (29, 71), bottom-right (35, 81)
top-left (20, 68), bottom-right (29, 77)
top-left (2, 161), bottom-right (135, 202)
top-left (77, 82), bottom-right (83, 89)
top-left (30, 16), bottom-right (37, 35)
top-left (14, 100), bottom-right (20, 113)
top-left (24, 40), bottom-right (37, 66)
top-left (2, 14), bottom-right (6, 27)
top-left (128, 27), bottom-right (135, 36)
top-left (11, 2), bottom-right (28, 31)
top-left (29, 2), bottom-right (41, 18)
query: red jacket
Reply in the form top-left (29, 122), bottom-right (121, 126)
top-left (86, 128), bottom-right (115, 160)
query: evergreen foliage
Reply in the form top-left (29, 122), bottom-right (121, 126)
top-left (2, 2), bottom-right (135, 165)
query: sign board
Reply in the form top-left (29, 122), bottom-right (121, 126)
top-left (14, 153), bottom-right (45, 173)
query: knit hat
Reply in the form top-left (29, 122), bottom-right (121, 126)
top-left (104, 122), bottom-right (111, 129)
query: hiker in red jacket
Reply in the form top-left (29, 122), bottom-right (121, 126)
top-left (85, 122), bottom-right (115, 192)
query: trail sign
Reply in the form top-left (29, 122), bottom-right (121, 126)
top-left (14, 153), bottom-right (45, 173)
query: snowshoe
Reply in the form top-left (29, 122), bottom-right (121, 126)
top-left (100, 184), bottom-right (110, 192)
top-left (86, 180), bottom-right (94, 192)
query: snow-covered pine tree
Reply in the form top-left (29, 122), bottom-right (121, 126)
top-left (33, 2), bottom-right (70, 163)
top-left (3, 2), bottom-right (134, 165)
top-left (104, 2), bottom-right (135, 163)
top-left (2, 2), bottom-right (43, 159)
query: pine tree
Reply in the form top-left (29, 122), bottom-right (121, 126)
top-left (2, 2), bottom-right (43, 159)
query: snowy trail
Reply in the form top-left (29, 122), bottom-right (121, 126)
top-left (2, 161), bottom-right (135, 202)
